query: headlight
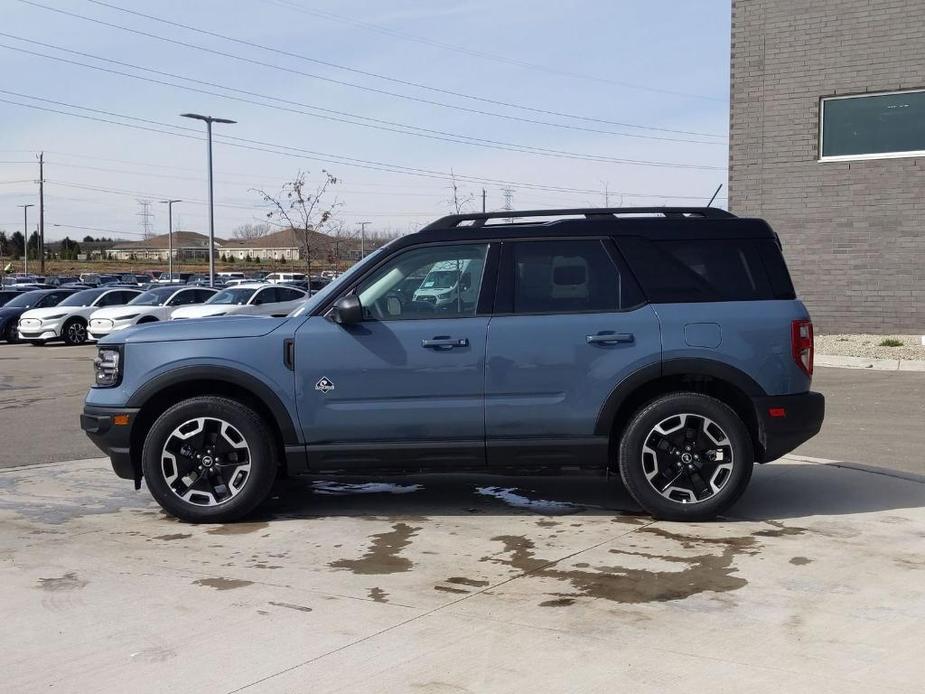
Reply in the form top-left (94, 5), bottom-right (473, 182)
top-left (113, 313), bottom-right (139, 321)
top-left (93, 347), bottom-right (122, 387)
top-left (42, 313), bottom-right (67, 321)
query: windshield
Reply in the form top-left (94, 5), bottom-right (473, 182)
top-left (421, 270), bottom-right (460, 290)
top-left (5, 291), bottom-right (47, 308)
top-left (289, 240), bottom-right (399, 318)
top-left (128, 287), bottom-right (175, 306)
top-left (59, 289), bottom-right (106, 307)
top-left (207, 288), bottom-right (255, 305)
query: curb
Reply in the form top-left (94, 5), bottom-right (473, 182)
top-left (816, 354), bottom-right (925, 372)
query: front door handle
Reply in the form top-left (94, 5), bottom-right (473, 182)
top-left (586, 331), bottom-right (634, 345)
top-left (422, 336), bottom-right (469, 349)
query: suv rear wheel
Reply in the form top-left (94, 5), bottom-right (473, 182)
top-left (618, 393), bottom-right (753, 521)
top-left (142, 396), bottom-right (277, 523)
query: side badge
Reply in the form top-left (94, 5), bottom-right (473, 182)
top-left (314, 376), bottom-right (335, 394)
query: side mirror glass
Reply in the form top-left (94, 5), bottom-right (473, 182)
top-left (331, 294), bottom-right (363, 325)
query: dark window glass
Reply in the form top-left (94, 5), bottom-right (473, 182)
top-left (253, 288), bottom-right (277, 305)
top-left (617, 237), bottom-right (794, 303)
top-left (822, 91), bottom-right (925, 158)
top-left (511, 240), bottom-right (639, 314)
top-left (277, 288), bottom-right (304, 302)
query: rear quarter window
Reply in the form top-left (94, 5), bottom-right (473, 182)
top-left (617, 237), bottom-right (796, 303)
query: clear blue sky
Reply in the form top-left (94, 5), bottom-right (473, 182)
top-left (0, 0), bottom-right (731, 242)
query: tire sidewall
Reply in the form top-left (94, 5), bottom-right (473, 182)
top-left (142, 396), bottom-right (277, 523)
top-left (618, 393), bottom-right (754, 521)
top-left (5, 320), bottom-right (18, 343)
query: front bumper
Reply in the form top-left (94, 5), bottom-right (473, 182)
top-left (80, 405), bottom-right (140, 480)
top-left (753, 391), bottom-right (825, 462)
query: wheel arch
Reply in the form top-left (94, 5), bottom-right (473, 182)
top-left (126, 366), bottom-right (299, 477)
top-left (597, 359), bottom-right (765, 465)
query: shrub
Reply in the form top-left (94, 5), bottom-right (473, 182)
top-left (879, 338), bottom-right (903, 347)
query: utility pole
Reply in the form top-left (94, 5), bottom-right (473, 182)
top-left (501, 187), bottom-right (515, 223)
top-left (180, 113), bottom-right (236, 287)
top-left (136, 200), bottom-right (154, 239)
top-left (601, 180), bottom-right (610, 207)
top-left (159, 199), bottom-right (181, 280)
top-left (358, 221), bottom-right (371, 258)
top-left (37, 153), bottom-right (45, 273)
top-left (18, 204), bottom-right (34, 274)
top-left (481, 188), bottom-right (487, 213)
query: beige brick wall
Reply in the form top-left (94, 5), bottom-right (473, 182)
top-left (729, 0), bottom-right (925, 332)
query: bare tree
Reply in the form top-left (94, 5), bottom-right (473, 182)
top-left (446, 169), bottom-right (474, 214)
top-left (253, 170), bottom-right (339, 276)
top-left (232, 222), bottom-right (272, 240)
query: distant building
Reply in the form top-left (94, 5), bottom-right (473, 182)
top-left (729, 0), bottom-right (925, 333)
top-left (109, 231), bottom-right (222, 261)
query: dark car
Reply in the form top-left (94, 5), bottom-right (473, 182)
top-left (0, 288), bottom-right (79, 343)
top-left (0, 290), bottom-right (25, 307)
top-left (48, 276), bottom-right (81, 287)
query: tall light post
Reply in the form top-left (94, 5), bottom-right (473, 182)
top-left (159, 199), bottom-right (181, 281)
top-left (18, 204), bottom-right (34, 274)
top-left (358, 221), bottom-right (371, 259)
top-left (180, 113), bottom-right (235, 287)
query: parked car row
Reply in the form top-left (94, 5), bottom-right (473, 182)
top-left (0, 283), bottom-right (309, 345)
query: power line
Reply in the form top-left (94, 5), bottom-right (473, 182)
top-left (82, 0), bottom-right (726, 131)
top-left (260, 0), bottom-right (725, 104)
top-left (0, 35), bottom-right (724, 149)
top-left (17, 0), bottom-right (726, 141)
top-left (0, 89), bottom-right (725, 177)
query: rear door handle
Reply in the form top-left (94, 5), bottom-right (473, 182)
top-left (586, 331), bottom-right (634, 345)
top-left (422, 336), bottom-right (469, 349)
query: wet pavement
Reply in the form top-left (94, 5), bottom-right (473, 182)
top-left (1, 456), bottom-right (923, 693)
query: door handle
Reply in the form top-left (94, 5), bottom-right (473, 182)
top-left (422, 336), bottom-right (469, 349)
top-left (586, 331), bottom-right (634, 345)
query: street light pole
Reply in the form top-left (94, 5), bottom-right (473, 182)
top-left (358, 221), bottom-right (371, 259)
top-left (159, 199), bottom-right (181, 281)
top-left (18, 204), bottom-right (34, 274)
top-left (180, 113), bottom-right (236, 287)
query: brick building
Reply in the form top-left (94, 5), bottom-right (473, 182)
top-left (729, 0), bottom-right (925, 333)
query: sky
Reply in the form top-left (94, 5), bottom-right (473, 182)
top-left (0, 0), bottom-right (731, 243)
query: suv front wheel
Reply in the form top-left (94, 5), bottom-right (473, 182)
top-left (618, 393), bottom-right (753, 521)
top-left (142, 396), bottom-right (277, 523)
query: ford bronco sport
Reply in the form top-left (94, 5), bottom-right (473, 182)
top-left (81, 208), bottom-right (824, 523)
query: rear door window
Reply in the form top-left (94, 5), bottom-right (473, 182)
top-left (507, 240), bottom-right (642, 314)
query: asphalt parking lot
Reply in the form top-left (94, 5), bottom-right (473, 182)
top-left (1, 345), bottom-right (923, 692)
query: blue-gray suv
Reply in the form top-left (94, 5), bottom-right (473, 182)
top-left (81, 208), bottom-right (824, 523)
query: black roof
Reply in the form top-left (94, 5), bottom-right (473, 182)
top-left (411, 207), bottom-right (773, 243)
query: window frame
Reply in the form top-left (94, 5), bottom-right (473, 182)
top-left (494, 237), bottom-right (647, 317)
top-left (819, 88), bottom-right (925, 162)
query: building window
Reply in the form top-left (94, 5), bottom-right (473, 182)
top-left (820, 89), bottom-right (925, 161)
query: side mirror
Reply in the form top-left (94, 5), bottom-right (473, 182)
top-left (331, 294), bottom-right (363, 325)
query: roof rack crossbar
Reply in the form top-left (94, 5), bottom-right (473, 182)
top-left (421, 207), bottom-right (736, 230)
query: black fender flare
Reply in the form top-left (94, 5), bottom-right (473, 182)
top-left (126, 365), bottom-right (300, 444)
top-left (594, 358), bottom-right (767, 435)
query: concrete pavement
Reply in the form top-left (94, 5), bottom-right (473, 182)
top-left (1, 456), bottom-right (923, 693)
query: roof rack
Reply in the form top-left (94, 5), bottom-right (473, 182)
top-left (421, 207), bottom-right (736, 231)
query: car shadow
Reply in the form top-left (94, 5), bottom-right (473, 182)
top-left (260, 462), bottom-right (925, 523)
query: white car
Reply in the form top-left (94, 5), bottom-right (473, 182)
top-left (18, 288), bottom-right (142, 345)
top-left (265, 272), bottom-right (306, 284)
top-left (88, 286), bottom-right (218, 340)
top-left (169, 283), bottom-right (307, 319)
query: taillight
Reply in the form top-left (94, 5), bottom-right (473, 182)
top-left (791, 319), bottom-right (814, 377)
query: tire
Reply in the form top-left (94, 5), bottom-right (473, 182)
top-left (62, 318), bottom-right (88, 346)
top-left (4, 321), bottom-right (18, 344)
top-left (618, 393), bottom-right (753, 522)
top-left (142, 396), bottom-right (278, 523)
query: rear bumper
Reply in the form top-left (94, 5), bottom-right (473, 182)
top-left (80, 405), bottom-right (140, 480)
top-left (753, 391), bottom-right (825, 462)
